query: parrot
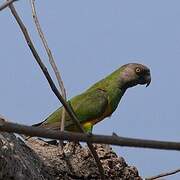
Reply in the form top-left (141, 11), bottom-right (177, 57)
top-left (34, 63), bottom-right (151, 133)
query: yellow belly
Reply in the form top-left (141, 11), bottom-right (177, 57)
top-left (84, 104), bottom-right (112, 126)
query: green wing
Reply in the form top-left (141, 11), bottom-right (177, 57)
top-left (39, 89), bottom-right (108, 132)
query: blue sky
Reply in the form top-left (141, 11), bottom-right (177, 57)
top-left (0, 1), bottom-right (180, 179)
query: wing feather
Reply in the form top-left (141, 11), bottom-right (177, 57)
top-left (39, 89), bottom-right (108, 132)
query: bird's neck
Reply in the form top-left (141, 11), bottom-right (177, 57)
top-left (87, 76), bottom-right (127, 113)
top-left (107, 84), bottom-right (126, 113)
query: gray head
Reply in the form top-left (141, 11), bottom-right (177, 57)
top-left (118, 63), bottom-right (151, 89)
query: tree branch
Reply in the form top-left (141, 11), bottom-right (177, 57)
top-left (7, 3), bottom-right (105, 179)
top-left (145, 168), bottom-right (180, 180)
top-left (0, 0), bottom-right (17, 11)
top-left (29, 0), bottom-right (66, 148)
top-left (0, 119), bottom-right (180, 151)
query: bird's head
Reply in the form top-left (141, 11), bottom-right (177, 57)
top-left (118, 63), bottom-right (151, 89)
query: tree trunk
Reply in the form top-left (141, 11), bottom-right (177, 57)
top-left (0, 132), bottom-right (142, 180)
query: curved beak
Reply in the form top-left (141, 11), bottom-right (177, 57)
top-left (145, 75), bottom-right (151, 87)
top-left (138, 71), bottom-right (151, 87)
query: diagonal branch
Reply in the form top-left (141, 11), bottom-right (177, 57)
top-left (0, 0), bottom-right (17, 11)
top-left (145, 168), bottom-right (180, 180)
top-left (1, 119), bottom-right (180, 151)
top-left (29, 0), bottom-right (66, 147)
top-left (7, 3), bottom-right (105, 179)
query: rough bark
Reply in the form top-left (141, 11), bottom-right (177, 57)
top-left (0, 132), bottom-right (142, 180)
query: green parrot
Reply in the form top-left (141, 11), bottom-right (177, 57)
top-left (34, 63), bottom-right (151, 132)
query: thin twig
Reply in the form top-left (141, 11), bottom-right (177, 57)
top-left (0, 0), bottom-right (17, 11)
top-left (145, 168), bottom-right (180, 180)
top-left (7, 3), bottom-right (105, 179)
top-left (29, 0), bottom-right (66, 148)
top-left (1, 120), bottom-right (180, 151)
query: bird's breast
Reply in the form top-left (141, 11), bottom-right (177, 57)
top-left (85, 104), bottom-right (112, 126)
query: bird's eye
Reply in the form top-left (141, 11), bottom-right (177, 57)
top-left (135, 67), bottom-right (141, 74)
